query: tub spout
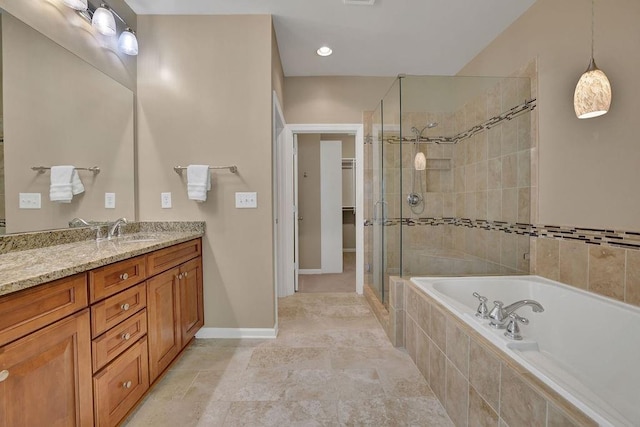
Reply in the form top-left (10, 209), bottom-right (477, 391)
top-left (489, 299), bottom-right (544, 329)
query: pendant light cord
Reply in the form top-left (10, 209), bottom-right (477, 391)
top-left (591, 0), bottom-right (595, 59)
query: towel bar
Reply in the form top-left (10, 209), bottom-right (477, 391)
top-left (173, 165), bottom-right (238, 174)
top-left (32, 166), bottom-right (100, 174)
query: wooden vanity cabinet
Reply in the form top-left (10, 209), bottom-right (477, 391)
top-left (146, 243), bottom-right (203, 382)
top-left (0, 237), bottom-right (203, 427)
top-left (0, 274), bottom-right (92, 427)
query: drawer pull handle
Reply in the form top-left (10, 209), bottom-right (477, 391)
top-left (176, 273), bottom-right (183, 280)
top-left (121, 303), bottom-right (130, 311)
top-left (119, 273), bottom-right (129, 280)
top-left (0, 370), bottom-right (9, 382)
top-left (122, 333), bottom-right (131, 341)
top-left (184, 271), bottom-right (188, 277)
top-left (122, 380), bottom-right (132, 389)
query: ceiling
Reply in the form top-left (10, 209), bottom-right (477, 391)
top-left (124, 0), bottom-right (537, 77)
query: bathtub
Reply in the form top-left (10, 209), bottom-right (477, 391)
top-left (410, 275), bottom-right (640, 427)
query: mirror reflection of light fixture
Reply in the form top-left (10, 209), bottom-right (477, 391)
top-left (63, 0), bottom-right (88, 11)
top-left (573, 0), bottom-right (611, 119)
top-left (118, 28), bottom-right (138, 56)
top-left (414, 152), bottom-right (426, 171)
top-left (92, 4), bottom-right (117, 36)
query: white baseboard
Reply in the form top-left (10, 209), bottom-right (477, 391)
top-left (343, 248), bottom-right (356, 253)
top-left (195, 327), bottom-right (278, 339)
top-left (298, 269), bottom-right (322, 275)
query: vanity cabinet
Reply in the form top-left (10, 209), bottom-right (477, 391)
top-left (146, 240), bottom-right (203, 382)
top-left (0, 236), bottom-right (204, 427)
top-left (0, 275), bottom-right (93, 427)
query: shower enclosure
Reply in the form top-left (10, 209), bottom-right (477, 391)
top-left (364, 75), bottom-right (535, 306)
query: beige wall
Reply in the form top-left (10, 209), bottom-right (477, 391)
top-left (297, 134), bottom-right (321, 269)
top-left (284, 76), bottom-right (394, 124)
top-left (271, 24), bottom-right (284, 108)
top-left (0, 0), bottom-right (136, 90)
top-left (137, 15), bottom-right (276, 329)
top-left (3, 12), bottom-right (134, 233)
top-left (459, 0), bottom-right (640, 231)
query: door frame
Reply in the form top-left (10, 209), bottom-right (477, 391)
top-left (281, 123), bottom-right (364, 295)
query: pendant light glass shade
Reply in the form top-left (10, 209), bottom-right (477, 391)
top-left (414, 152), bottom-right (426, 171)
top-left (63, 0), bottom-right (88, 11)
top-left (574, 58), bottom-right (611, 119)
top-left (118, 29), bottom-right (138, 56)
top-left (92, 5), bottom-right (116, 36)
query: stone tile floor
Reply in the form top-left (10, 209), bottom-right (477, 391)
top-left (122, 292), bottom-right (453, 426)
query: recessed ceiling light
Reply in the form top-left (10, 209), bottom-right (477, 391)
top-left (317, 46), bottom-right (333, 57)
top-left (343, 0), bottom-right (375, 4)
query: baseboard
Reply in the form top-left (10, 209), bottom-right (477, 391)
top-left (195, 327), bottom-right (278, 339)
top-left (343, 248), bottom-right (356, 253)
top-left (298, 269), bottom-right (322, 275)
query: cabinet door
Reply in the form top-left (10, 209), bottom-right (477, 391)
top-left (179, 257), bottom-right (204, 345)
top-left (146, 268), bottom-right (181, 382)
top-left (0, 309), bottom-right (93, 427)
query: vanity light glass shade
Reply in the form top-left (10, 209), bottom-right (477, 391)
top-left (573, 57), bottom-right (611, 119)
top-left (92, 5), bottom-right (117, 36)
top-left (414, 152), bottom-right (426, 171)
top-left (118, 29), bottom-right (138, 56)
top-left (63, 0), bottom-right (88, 11)
top-left (316, 46), bottom-right (333, 56)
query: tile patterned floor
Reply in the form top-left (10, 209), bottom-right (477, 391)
top-left (123, 292), bottom-right (453, 426)
top-left (297, 253), bottom-right (356, 293)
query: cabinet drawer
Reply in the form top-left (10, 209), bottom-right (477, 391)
top-left (0, 273), bottom-right (88, 347)
top-left (91, 283), bottom-right (146, 338)
top-left (93, 337), bottom-right (149, 427)
top-left (146, 239), bottom-right (201, 276)
top-left (89, 256), bottom-right (146, 303)
top-left (92, 309), bottom-right (147, 373)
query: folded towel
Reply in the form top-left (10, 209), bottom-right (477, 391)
top-left (71, 169), bottom-right (84, 195)
top-left (50, 165), bottom-right (75, 203)
top-left (187, 165), bottom-right (211, 202)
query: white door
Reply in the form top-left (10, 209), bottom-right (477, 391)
top-left (320, 140), bottom-right (343, 273)
top-left (293, 135), bottom-right (299, 292)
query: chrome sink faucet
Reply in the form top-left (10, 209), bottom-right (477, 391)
top-left (488, 299), bottom-right (544, 329)
top-left (108, 218), bottom-right (128, 239)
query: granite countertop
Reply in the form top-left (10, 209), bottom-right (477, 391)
top-left (0, 230), bottom-right (204, 297)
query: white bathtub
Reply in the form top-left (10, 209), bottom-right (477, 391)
top-left (410, 275), bottom-right (640, 427)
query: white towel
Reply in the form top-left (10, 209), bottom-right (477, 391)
top-left (187, 165), bottom-right (211, 202)
top-left (71, 169), bottom-right (84, 196)
top-left (50, 165), bottom-right (75, 203)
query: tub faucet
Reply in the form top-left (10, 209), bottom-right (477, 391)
top-left (488, 299), bottom-right (544, 329)
top-left (108, 218), bottom-right (128, 239)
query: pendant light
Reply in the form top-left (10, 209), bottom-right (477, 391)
top-left (118, 28), bottom-right (139, 56)
top-left (414, 152), bottom-right (426, 171)
top-left (573, 0), bottom-right (611, 119)
top-left (63, 0), bottom-right (88, 11)
top-left (92, 4), bottom-right (117, 36)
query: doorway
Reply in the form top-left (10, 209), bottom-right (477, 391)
top-left (277, 124), bottom-right (364, 297)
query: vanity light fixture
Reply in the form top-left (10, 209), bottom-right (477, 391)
top-left (573, 0), bottom-right (611, 119)
top-left (63, 0), bottom-right (88, 11)
top-left (414, 152), bottom-right (426, 171)
top-left (91, 4), bottom-right (116, 36)
top-left (316, 46), bottom-right (333, 57)
top-left (63, 0), bottom-right (139, 56)
top-left (118, 28), bottom-right (138, 56)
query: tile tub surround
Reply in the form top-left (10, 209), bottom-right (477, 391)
top-left (389, 279), bottom-right (597, 427)
top-left (0, 224), bottom-right (204, 296)
top-left (122, 292), bottom-right (454, 427)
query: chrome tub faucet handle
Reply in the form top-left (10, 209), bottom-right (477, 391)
top-left (473, 292), bottom-right (490, 319)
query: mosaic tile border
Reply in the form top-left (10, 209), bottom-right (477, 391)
top-left (365, 217), bottom-right (640, 250)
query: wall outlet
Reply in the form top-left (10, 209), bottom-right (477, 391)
top-left (235, 192), bottom-right (257, 208)
top-left (105, 193), bottom-right (116, 209)
top-left (19, 193), bottom-right (41, 209)
top-left (161, 192), bottom-right (172, 209)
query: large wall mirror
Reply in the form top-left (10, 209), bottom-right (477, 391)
top-left (0, 8), bottom-right (135, 235)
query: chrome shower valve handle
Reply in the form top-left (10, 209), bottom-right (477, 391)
top-left (504, 312), bottom-right (529, 341)
top-left (472, 292), bottom-right (490, 319)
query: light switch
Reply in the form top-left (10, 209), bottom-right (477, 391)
top-left (19, 193), bottom-right (41, 209)
top-left (105, 193), bottom-right (116, 209)
top-left (235, 192), bottom-right (257, 208)
top-left (161, 192), bottom-right (172, 209)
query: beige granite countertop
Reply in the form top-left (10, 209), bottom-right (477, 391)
top-left (0, 231), bottom-right (203, 297)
